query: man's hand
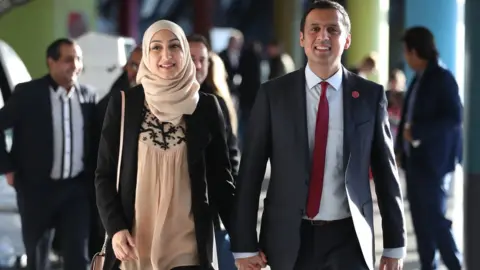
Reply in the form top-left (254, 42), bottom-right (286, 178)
top-left (403, 124), bottom-right (413, 143)
top-left (235, 252), bottom-right (267, 270)
top-left (395, 153), bottom-right (402, 168)
top-left (379, 256), bottom-right (403, 270)
top-left (112, 229), bottom-right (138, 262)
top-left (5, 172), bottom-right (14, 187)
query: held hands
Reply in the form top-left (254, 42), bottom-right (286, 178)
top-left (112, 229), bottom-right (138, 262)
top-left (402, 124), bottom-right (413, 143)
top-left (235, 251), bottom-right (267, 270)
top-left (379, 256), bottom-right (403, 270)
top-left (5, 172), bottom-right (14, 187)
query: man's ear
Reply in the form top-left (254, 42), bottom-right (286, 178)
top-left (300, 31), bottom-right (305, 48)
top-left (344, 33), bottom-right (351, 50)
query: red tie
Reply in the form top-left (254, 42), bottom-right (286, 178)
top-left (306, 81), bottom-right (329, 219)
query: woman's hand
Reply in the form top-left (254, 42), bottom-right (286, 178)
top-left (112, 229), bottom-right (138, 261)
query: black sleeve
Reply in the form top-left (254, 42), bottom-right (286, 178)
top-left (230, 86), bottom-right (270, 252)
top-left (205, 95), bottom-right (236, 233)
top-left (0, 83), bottom-right (27, 174)
top-left (370, 87), bottom-right (406, 250)
top-left (215, 96), bottom-right (240, 178)
top-left (95, 91), bottom-right (129, 236)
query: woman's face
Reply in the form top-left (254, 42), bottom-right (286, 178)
top-left (148, 29), bottom-right (184, 79)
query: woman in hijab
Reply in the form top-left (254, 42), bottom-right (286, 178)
top-left (95, 20), bottom-right (236, 270)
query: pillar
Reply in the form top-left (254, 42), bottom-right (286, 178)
top-left (273, 0), bottom-right (303, 68)
top-left (52, 0), bottom-right (96, 39)
top-left (346, 0), bottom-right (389, 84)
top-left (119, 0), bottom-right (139, 40)
top-left (0, 0), bottom-right (96, 78)
top-left (193, 0), bottom-right (213, 41)
top-left (388, 0), bottom-right (405, 71)
top-left (0, 0), bottom-right (55, 78)
top-left (405, 0), bottom-right (457, 79)
top-left (464, 0), bottom-right (480, 268)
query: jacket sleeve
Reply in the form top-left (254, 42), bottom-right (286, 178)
top-left (370, 87), bottom-right (406, 253)
top-left (205, 95), bottom-right (236, 234)
top-left (95, 91), bottom-right (129, 236)
top-left (0, 83), bottom-right (27, 174)
top-left (215, 96), bottom-right (240, 178)
top-left (230, 86), bottom-right (270, 253)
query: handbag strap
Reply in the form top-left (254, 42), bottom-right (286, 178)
top-left (116, 91), bottom-right (125, 191)
top-left (99, 90), bottom-right (125, 255)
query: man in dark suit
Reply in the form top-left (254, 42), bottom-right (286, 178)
top-left (396, 27), bottom-right (463, 270)
top-left (231, 1), bottom-right (406, 270)
top-left (97, 45), bottom-right (142, 129)
top-left (0, 38), bottom-right (97, 270)
top-left (219, 30), bottom-right (243, 93)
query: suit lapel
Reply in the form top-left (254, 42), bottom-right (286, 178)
top-left (75, 86), bottom-right (88, 118)
top-left (342, 67), bottom-right (356, 171)
top-left (290, 68), bottom-right (310, 175)
top-left (39, 77), bottom-right (55, 165)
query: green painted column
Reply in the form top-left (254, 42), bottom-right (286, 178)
top-left (346, 0), bottom-right (389, 84)
top-left (0, 0), bottom-right (96, 78)
top-left (52, 0), bottom-right (97, 38)
top-left (464, 0), bottom-right (480, 268)
top-left (273, 0), bottom-right (303, 68)
top-left (0, 0), bottom-right (55, 78)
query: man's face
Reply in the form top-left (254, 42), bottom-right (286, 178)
top-left (300, 8), bottom-right (350, 67)
top-left (403, 43), bottom-right (417, 70)
top-left (267, 44), bottom-right (280, 57)
top-left (125, 49), bottom-right (142, 84)
top-left (189, 41), bottom-right (209, 84)
top-left (48, 43), bottom-right (83, 85)
top-left (229, 37), bottom-right (243, 51)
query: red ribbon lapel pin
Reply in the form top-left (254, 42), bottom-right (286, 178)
top-left (352, 91), bottom-right (360, 98)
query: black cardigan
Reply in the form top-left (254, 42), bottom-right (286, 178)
top-left (95, 85), bottom-right (236, 269)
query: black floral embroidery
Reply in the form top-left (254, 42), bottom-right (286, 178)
top-left (139, 104), bottom-right (186, 150)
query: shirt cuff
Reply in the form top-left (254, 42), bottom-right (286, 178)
top-left (382, 247), bottom-right (406, 259)
top-left (233, 252), bottom-right (259, 259)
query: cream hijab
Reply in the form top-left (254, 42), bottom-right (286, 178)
top-left (136, 20), bottom-right (200, 125)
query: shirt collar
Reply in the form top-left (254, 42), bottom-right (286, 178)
top-left (305, 63), bottom-right (343, 91)
top-left (47, 74), bottom-right (79, 94)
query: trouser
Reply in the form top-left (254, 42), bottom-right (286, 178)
top-left (294, 217), bottom-right (368, 270)
top-left (17, 174), bottom-right (90, 270)
top-left (405, 164), bottom-right (462, 270)
top-left (215, 229), bottom-right (236, 270)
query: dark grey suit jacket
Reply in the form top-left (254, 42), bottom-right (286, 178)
top-left (230, 67), bottom-right (406, 270)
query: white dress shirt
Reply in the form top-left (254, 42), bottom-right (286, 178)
top-left (304, 64), bottom-right (350, 220)
top-left (50, 85), bottom-right (84, 180)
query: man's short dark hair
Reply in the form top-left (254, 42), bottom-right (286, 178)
top-left (46, 38), bottom-right (75, 61)
top-left (300, 0), bottom-right (351, 33)
top-left (402, 26), bottom-right (439, 61)
top-left (187, 34), bottom-right (211, 52)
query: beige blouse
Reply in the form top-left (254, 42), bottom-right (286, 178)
top-left (121, 104), bottom-right (199, 270)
